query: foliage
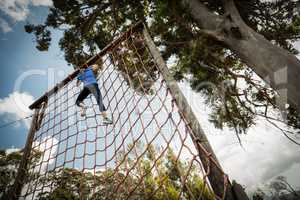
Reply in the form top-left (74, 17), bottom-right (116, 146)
top-left (252, 176), bottom-right (300, 200)
top-left (111, 33), bottom-right (158, 95)
top-left (25, 0), bottom-right (300, 138)
top-left (0, 150), bottom-right (22, 197)
top-left (0, 149), bottom-right (41, 199)
top-left (0, 145), bottom-right (215, 199)
top-left (26, 144), bottom-right (215, 199)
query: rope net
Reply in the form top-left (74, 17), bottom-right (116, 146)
top-left (13, 26), bottom-right (229, 200)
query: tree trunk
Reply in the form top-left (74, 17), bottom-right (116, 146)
top-left (183, 0), bottom-right (300, 114)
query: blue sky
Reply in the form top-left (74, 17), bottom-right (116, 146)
top-left (0, 0), bottom-right (300, 193)
top-left (0, 3), bottom-right (72, 149)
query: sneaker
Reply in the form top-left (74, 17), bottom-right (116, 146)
top-left (102, 116), bottom-right (113, 124)
top-left (80, 106), bottom-right (86, 117)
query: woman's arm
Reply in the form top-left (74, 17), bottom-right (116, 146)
top-left (77, 69), bottom-right (84, 86)
top-left (76, 79), bottom-right (81, 86)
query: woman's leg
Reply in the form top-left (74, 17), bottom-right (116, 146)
top-left (87, 84), bottom-right (112, 124)
top-left (87, 83), bottom-right (106, 113)
top-left (76, 87), bottom-right (90, 116)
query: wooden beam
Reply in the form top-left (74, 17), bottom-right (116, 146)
top-left (6, 107), bottom-right (41, 199)
top-left (29, 21), bottom-right (143, 109)
top-left (143, 24), bottom-right (248, 200)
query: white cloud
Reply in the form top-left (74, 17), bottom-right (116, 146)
top-left (0, 0), bottom-right (30, 22)
top-left (32, 136), bottom-right (58, 172)
top-left (179, 81), bottom-right (300, 191)
top-left (0, 17), bottom-right (12, 33)
top-left (214, 121), bottom-right (300, 191)
top-left (0, 0), bottom-right (52, 33)
top-left (31, 0), bottom-right (52, 7)
top-left (6, 147), bottom-right (20, 154)
top-left (0, 91), bottom-right (34, 128)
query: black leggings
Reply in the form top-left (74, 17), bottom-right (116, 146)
top-left (75, 83), bottom-right (106, 112)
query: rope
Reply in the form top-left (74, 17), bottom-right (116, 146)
top-left (0, 115), bottom-right (33, 129)
top-left (11, 27), bottom-right (231, 200)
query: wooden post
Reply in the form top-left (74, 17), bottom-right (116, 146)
top-left (6, 107), bottom-right (42, 199)
top-left (143, 25), bottom-right (248, 200)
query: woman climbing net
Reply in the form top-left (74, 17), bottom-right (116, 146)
top-left (75, 63), bottom-right (113, 124)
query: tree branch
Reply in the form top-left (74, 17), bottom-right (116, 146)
top-left (199, 28), bottom-right (225, 41)
top-left (265, 117), bottom-right (300, 145)
top-left (222, 0), bottom-right (244, 24)
top-left (181, 0), bottom-right (224, 30)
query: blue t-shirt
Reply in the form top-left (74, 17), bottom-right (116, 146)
top-left (77, 66), bottom-right (97, 86)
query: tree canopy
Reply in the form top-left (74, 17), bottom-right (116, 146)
top-left (252, 176), bottom-right (300, 200)
top-left (1, 144), bottom-right (215, 200)
top-left (0, 149), bottom-right (42, 199)
top-left (33, 145), bottom-right (215, 199)
top-left (25, 0), bottom-right (300, 142)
